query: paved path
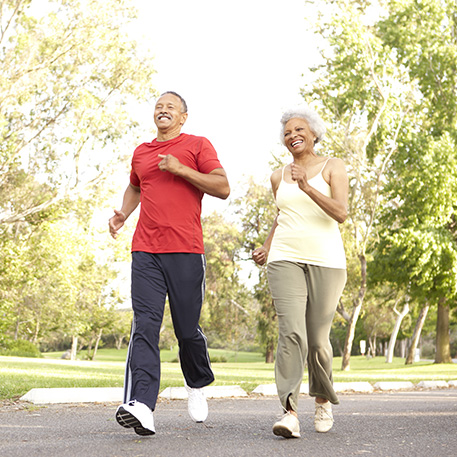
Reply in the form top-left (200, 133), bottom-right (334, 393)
top-left (1, 390), bottom-right (457, 457)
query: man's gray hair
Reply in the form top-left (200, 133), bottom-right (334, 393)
top-left (160, 91), bottom-right (188, 113)
top-left (280, 106), bottom-right (326, 145)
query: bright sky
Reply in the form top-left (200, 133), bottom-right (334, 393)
top-left (132, 0), bottom-right (322, 214)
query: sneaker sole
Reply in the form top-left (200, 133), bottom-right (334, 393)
top-left (315, 424), bottom-right (333, 433)
top-left (188, 412), bottom-right (207, 423)
top-left (134, 426), bottom-right (155, 436)
top-left (116, 407), bottom-right (155, 436)
top-left (273, 424), bottom-right (300, 439)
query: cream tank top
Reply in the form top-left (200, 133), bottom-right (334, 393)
top-left (267, 159), bottom-right (346, 269)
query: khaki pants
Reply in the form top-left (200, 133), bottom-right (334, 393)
top-left (267, 261), bottom-right (346, 412)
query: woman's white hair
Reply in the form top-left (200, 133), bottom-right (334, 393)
top-left (280, 106), bottom-right (326, 145)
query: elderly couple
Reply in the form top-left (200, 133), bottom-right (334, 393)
top-left (108, 91), bottom-right (348, 438)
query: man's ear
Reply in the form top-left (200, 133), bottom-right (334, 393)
top-left (180, 112), bottom-right (188, 126)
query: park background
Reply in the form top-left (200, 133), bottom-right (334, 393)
top-left (1, 0), bottom-right (457, 398)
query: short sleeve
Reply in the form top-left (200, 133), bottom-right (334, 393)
top-left (130, 166), bottom-right (140, 187)
top-left (197, 137), bottom-right (223, 174)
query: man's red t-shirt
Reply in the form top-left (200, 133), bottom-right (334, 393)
top-left (129, 133), bottom-right (223, 254)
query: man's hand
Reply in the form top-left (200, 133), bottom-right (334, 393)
top-left (109, 209), bottom-right (126, 239)
top-left (158, 154), bottom-right (183, 175)
top-left (158, 154), bottom-right (230, 199)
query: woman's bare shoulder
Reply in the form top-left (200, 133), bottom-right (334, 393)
top-left (271, 167), bottom-right (283, 180)
top-left (270, 167), bottom-right (284, 193)
top-left (324, 157), bottom-right (347, 175)
top-left (327, 157), bottom-right (346, 167)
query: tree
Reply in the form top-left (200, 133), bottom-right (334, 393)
top-left (303, 0), bottom-right (413, 370)
top-left (234, 179), bottom-right (278, 362)
top-left (0, 214), bottom-right (67, 344)
top-left (361, 286), bottom-right (401, 358)
top-left (405, 303), bottom-right (430, 364)
top-left (385, 297), bottom-right (409, 363)
top-left (0, 0), bottom-right (158, 355)
top-left (0, 0), bottom-right (157, 225)
top-left (305, 0), bottom-right (457, 367)
top-left (374, 0), bottom-right (457, 364)
top-left (0, 210), bottom-right (120, 359)
top-left (110, 309), bottom-right (133, 350)
top-left (202, 212), bottom-right (255, 351)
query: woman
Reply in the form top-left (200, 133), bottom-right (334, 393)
top-left (252, 106), bottom-right (348, 438)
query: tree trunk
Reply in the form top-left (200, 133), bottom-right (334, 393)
top-left (92, 329), bottom-right (103, 360)
top-left (368, 335), bottom-right (376, 357)
top-left (435, 301), bottom-right (452, 363)
top-left (70, 335), bottom-right (78, 361)
top-left (334, 338), bottom-right (343, 356)
top-left (399, 339), bottom-right (407, 358)
top-left (341, 254), bottom-right (366, 371)
top-left (32, 320), bottom-right (40, 344)
top-left (14, 318), bottom-right (20, 340)
top-left (341, 302), bottom-right (362, 370)
top-left (405, 304), bottom-right (429, 365)
top-left (87, 339), bottom-right (94, 360)
top-left (115, 336), bottom-right (124, 350)
top-left (386, 302), bottom-right (409, 363)
top-left (265, 339), bottom-right (275, 363)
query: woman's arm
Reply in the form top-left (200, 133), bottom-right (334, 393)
top-left (252, 169), bottom-right (281, 265)
top-left (291, 158), bottom-right (348, 223)
top-left (252, 215), bottom-right (278, 265)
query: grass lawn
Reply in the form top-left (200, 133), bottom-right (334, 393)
top-left (42, 347), bottom-right (264, 363)
top-left (1, 348), bottom-right (456, 401)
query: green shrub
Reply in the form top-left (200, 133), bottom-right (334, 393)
top-left (0, 339), bottom-right (42, 358)
top-left (169, 355), bottom-right (227, 363)
top-left (210, 355), bottom-right (227, 363)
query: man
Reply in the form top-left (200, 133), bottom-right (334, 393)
top-left (109, 91), bottom-right (230, 436)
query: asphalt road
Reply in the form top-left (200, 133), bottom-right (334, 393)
top-left (1, 390), bottom-right (457, 457)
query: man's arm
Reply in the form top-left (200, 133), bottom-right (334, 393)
top-left (158, 154), bottom-right (230, 199)
top-left (108, 183), bottom-right (141, 239)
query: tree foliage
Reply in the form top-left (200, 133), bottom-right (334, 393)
top-left (0, 0), bottom-right (157, 356)
top-left (305, 0), bottom-right (457, 366)
top-left (234, 179), bottom-right (278, 362)
top-left (202, 212), bottom-right (256, 351)
top-left (0, 0), bottom-right (157, 224)
top-left (303, 0), bottom-right (411, 370)
top-left (371, 0), bottom-right (457, 363)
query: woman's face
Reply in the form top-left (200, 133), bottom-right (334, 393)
top-left (283, 118), bottom-right (316, 154)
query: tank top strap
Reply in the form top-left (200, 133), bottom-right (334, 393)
top-left (281, 166), bottom-right (287, 181)
top-left (318, 158), bottom-right (331, 175)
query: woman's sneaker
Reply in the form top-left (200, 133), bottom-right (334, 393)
top-left (272, 412), bottom-right (301, 438)
top-left (116, 400), bottom-right (155, 436)
top-left (314, 401), bottom-right (333, 433)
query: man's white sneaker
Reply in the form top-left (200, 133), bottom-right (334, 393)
top-left (272, 412), bottom-right (301, 438)
top-left (314, 401), bottom-right (333, 433)
top-left (185, 383), bottom-right (208, 422)
top-left (116, 400), bottom-right (155, 436)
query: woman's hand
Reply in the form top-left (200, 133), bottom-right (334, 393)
top-left (252, 246), bottom-right (268, 265)
top-left (290, 163), bottom-right (310, 192)
top-left (290, 159), bottom-right (349, 224)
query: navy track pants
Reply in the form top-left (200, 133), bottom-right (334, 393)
top-left (123, 251), bottom-right (214, 411)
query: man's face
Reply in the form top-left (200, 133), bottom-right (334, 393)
top-left (154, 94), bottom-right (188, 132)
